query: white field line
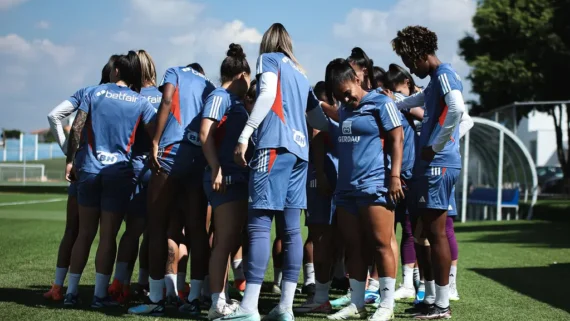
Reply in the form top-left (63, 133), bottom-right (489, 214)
top-left (0, 198), bottom-right (66, 207)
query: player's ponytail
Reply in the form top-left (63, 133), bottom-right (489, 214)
top-left (324, 58), bottom-right (358, 103)
top-left (348, 47), bottom-right (377, 90)
top-left (221, 43), bottom-right (251, 84)
top-left (114, 50), bottom-right (143, 93)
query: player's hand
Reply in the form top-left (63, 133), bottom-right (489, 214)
top-left (389, 176), bottom-right (405, 204)
top-left (233, 142), bottom-right (248, 168)
top-left (316, 171), bottom-right (333, 197)
top-left (150, 142), bottom-right (161, 173)
top-left (421, 146), bottom-right (437, 162)
top-left (381, 89), bottom-right (396, 100)
top-left (65, 162), bottom-right (76, 182)
top-left (211, 166), bottom-right (226, 194)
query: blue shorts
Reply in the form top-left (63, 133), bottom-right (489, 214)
top-left (158, 142), bottom-right (205, 184)
top-left (413, 167), bottom-right (460, 214)
top-left (77, 171), bottom-right (134, 213)
top-left (68, 182), bottom-right (78, 197)
top-left (203, 170), bottom-right (249, 209)
top-left (335, 185), bottom-right (393, 216)
top-left (448, 186), bottom-right (458, 216)
top-left (127, 166), bottom-right (152, 218)
top-left (305, 163), bottom-right (337, 225)
top-left (249, 148), bottom-right (308, 211)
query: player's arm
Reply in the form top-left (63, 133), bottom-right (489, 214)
top-left (392, 90), bottom-right (425, 110)
top-left (408, 107), bottom-right (424, 121)
top-left (306, 88), bottom-right (332, 131)
top-left (379, 102), bottom-right (404, 202)
top-left (200, 94), bottom-right (229, 173)
top-left (431, 74), bottom-right (465, 152)
top-left (458, 111), bottom-right (474, 139)
top-left (47, 100), bottom-right (76, 155)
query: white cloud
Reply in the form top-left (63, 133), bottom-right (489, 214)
top-left (0, 34), bottom-right (75, 65)
top-left (332, 0), bottom-right (477, 98)
top-left (35, 20), bottom-right (50, 29)
top-left (0, 0), bottom-right (27, 10)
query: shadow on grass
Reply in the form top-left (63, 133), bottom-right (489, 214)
top-left (471, 263), bottom-right (570, 313)
top-left (455, 221), bottom-right (570, 249)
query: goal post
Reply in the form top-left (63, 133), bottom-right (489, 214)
top-left (0, 163), bottom-right (46, 185)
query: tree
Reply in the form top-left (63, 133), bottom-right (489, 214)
top-left (459, 0), bottom-right (570, 192)
top-left (2, 129), bottom-right (22, 139)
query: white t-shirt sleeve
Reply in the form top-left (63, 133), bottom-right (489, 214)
top-left (432, 90), bottom-right (465, 152)
top-left (47, 100), bottom-right (76, 155)
top-left (238, 72), bottom-right (278, 144)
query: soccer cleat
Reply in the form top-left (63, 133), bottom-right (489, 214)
top-left (293, 298), bottom-right (332, 314)
top-left (330, 291), bottom-right (352, 309)
top-left (394, 285), bottom-right (415, 301)
top-left (116, 284), bottom-right (131, 304)
top-left (271, 284), bottom-right (282, 294)
top-left (108, 279), bottom-right (123, 300)
top-left (449, 282), bottom-right (460, 301)
top-left (406, 302), bottom-right (433, 317)
top-left (364, 289), bottom-right (380, 307)
top-left (63, 293), bottom-right (80, 308)
top-left (302, 283), bottom-right (316, 297)
top-left (208, 302), bottom-right (239, 320)
top-left (132, 283), bottom-right (149, 299)
top-left (165, 295), bottom-right (183, 308)
top-left (414, 305), bottom-right (451, 320)
top-left (128, 299), bottom-right (165, 316)
top-left (414, 283), bottom-right (426, 305)
top-left (234, 279), bottom-right (246, 292)
top-left (44, 284), bottom-right (64, 301)
top-left (368, 307), bottom-right (394, 321)
top-left (214, 305), bottom-right (261, 321)
top-left (91, 296), bottom-right (120, 308)
top-left (327, 303), bottom-right (367, 320)
top-left (261, 306), bottom-right (295, 321)
top-left (179, 298), bottom-right (202, 315)
top-left (201, 295), bottom-right (214, 309)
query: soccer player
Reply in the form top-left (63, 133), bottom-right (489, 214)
top-left (391, 25), bottom-right (466, 319)
top-left (294, 81), bottom-right (339, 314)
top-left (218, 23), bottom-right (329, 321)
top-left (324, 58), bottom-right (403, 321)
top-left (373, 67), bottom-right (387, 90)
top-left (128, 59), bottom-right (216, 316)
top-left (199, 43), bottom-right (252, 319)
top-left (44, 54), bottom-right (118, 301)
top-left (108, 49), bottom-right (161, 303)
top-left (63, 51), bottom-right (156, 308)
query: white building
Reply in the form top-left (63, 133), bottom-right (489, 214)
top-left (516, 105), bottom-right (568, 167)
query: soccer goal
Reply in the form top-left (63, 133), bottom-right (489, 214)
top-left (0, 163), bottom-right (46, 184)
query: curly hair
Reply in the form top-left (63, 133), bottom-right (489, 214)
top-left (392, 25), bottom-right (438, 62)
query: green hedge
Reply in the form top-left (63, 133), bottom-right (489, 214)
top-left (520, 200), bottom-right (570, 222)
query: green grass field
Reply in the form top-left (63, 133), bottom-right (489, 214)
top-left (0, 192), bottom-right (569, 320)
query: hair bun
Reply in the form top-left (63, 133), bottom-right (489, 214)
top-left (227, 43), bottom-right (246, 59)
top-left (351, 47), bottom-right (364, 57)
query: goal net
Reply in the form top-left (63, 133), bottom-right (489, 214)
top-left (0, 164), bottom-right (46, 184)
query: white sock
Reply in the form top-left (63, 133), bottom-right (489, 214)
top-left (240, 283), bottom-right (261, 313)
top-left (66, 273), bottom-right (81, 295)
top-left (274, 268), bottom-right (283, 287)
top-left (165, 274), bottom-right (177, 296)
top-left (177, 272), bottom-right (187, 292)
top-left (188, 279), bottom-right (203, 302)
top-left (413, 268), bottom-right (420, 284)
top-left (424, 280), bottom-right (436, 304)
top-left (232, 259), bottom-right (245, 280)
top-left (314, 281), bottom-right (331, 304)
top-left (113, 262), bottom-right (128, 283)
top-left (303, 263), bottom-right (315, 286)
top-left (149, 278), bottom-right (164, 303)
top-left (94, 273), bottom-right (111, 298)
top-left (212, 291), bottom-right (227, 308)
top-left (334, 259), bottom-right (346, 279)
top-left (138, 268), bottom-right (149, 285)
top-left (379, 277), bottom-right (396, 309)
top-left (403, 266), bottom-right (414, 288)
top-left (278, 280), bottom-right (297, 311)
top-left (435, 284), bottom-right (450, 308)
top-left (203, 275), bottom-right (211, 296)
top-left (367, 278), bottom-right (380, 292)
top-left (54, 267), bottom-right (68, 286)
top-left (349, 279), bottom-right (366, 309)
top-left (449, 265), bottom-right (457, 285)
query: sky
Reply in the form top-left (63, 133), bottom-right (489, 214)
top-left (0, 0), bottom-right (478, 132)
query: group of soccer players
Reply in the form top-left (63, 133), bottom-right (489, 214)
top-left (44, 23), bottom-right (473, 320)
